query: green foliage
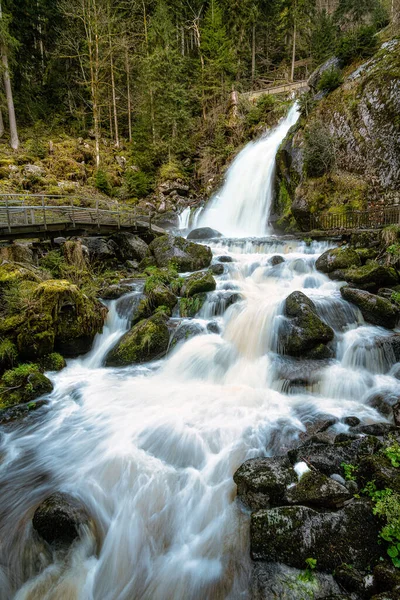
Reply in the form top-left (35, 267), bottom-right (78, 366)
top-left (95, 170), bottom-right (112, 196)
top-left (158, 160), bottom-right (185, 182)
top-left (304, 121), bottom-right (335, 177)
top-left (40, 352), bottom-right (66, 372)
top-left (298, 92), bottom-right (317, 119)
top-left (317, 68), bottom-right (343, 93)
top-left (124, 169), bottom-right (153, 198)
top-left (342, 462), bottom-right (358, 481)
top-left (0, 338), bottom-right (18, 367)
top-left (385, 440), bottom-right (400, 468)
top-left (40, 250), bottom-right (66, 278)
top-left (336, 25), bottom-right (378, 66)
top-left (298, 558), bottom-right (317, 582)
top-left (311, 10), bottom-right (338, 65)
top-left (391, 292), bottom-right (400, 305)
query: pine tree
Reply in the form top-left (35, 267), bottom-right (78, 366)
top-left (0, 0), bottom-right (19, 149)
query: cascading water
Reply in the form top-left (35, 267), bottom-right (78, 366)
top-left (198, 103), bottom-right (300, 237)
top-left (1, 103), bottom-right (399, 600)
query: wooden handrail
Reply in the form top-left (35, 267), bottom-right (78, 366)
top-left (309, 205), bottom-right (400, 231)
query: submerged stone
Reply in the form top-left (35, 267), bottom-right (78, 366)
top-left (187, 227), bottom-right (222, 240)
top-left (33, 492), bottom-right (92, 548)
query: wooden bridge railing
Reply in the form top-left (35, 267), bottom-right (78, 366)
top-left (241, 80), bottom-right (309, 102)
top-left (310, 205), bottom-right (400, 231)
top-left (0, 194), bottom-right (151, 234)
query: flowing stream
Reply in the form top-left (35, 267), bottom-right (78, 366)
top-left (1, 106), bottom-right (400, 600)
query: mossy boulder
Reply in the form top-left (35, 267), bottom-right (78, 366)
top-left (0, 363), bottom-right (53, 409)
top-left (316, 247), bottom-right (361, 274)
top-left (0, 261), bottom-right (42, 289)
top-left (18, 279), bottom-right (107, 359)
top-left (109, 232), bottom-right (148, 262)
top-left (179, 293), bottom-right (207, 317)
top-left (278, 291), bottom-right (334, 358)
top-left (40, 353), bottom-right (66, 372)
top-left (340, 286), bottom-right (399, 329)
top-left (147, 234), bottom-right (212, 272)
top-left (234, 457), bottom-right (297, 510)
top-left (342, 262), bottom-right (398, 292)
top-left (284, 469), bottom-right (351, 508)
top-left (187, 227), bottom-right (222, 240)
top-left (105, 313), bottom-right (170, 366)
top-left (181, 271), bottom-right (216, 297)
top-left (251, 499), bottom-right (381, 570)
top-left (135, 283), bottom-right (177, 322)
top-left (0, 243), bottom-right (34, 264)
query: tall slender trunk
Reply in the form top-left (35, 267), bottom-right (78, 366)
top-left (0, 1), bottom-right (19, 150)
top-left (290, 19), bottom-right (296, 82)
top-left (143, 1), bottom-right (155, 144)
top-left (251, 24), bottom-right (256, 85)
top-left (125, 44), bottom-right (132, 143)
top-left (0, 108), bottom-right (4, 137)
top-left (109, 40), bottom-right (119, 148)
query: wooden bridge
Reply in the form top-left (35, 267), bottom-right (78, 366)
top-left (309, 205), bottom-right (400, 231)
top-left (0, 194), bottom-right (165, 241)
top-left (241, 80), bottom-right (309, 102)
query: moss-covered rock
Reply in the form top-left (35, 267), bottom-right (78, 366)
top-left (179, 293), bottom-right (207, 317)
top-left (147, 234), bottom-right (212, 272)
top-left (18, 279), bottom-right (107, 359)
top-left (278, 291), bottom-right (334, 358)
top-left (341, 286), bottom-right (399, 329)
top-left (0, 363), bottom-right (53, 409)
top-left (0, 243), bottom-right (34, 264)
top-left (316, 247), bottom-right (361, 274)
top-left (109, 232), bottom-right (148, 262)
top-left (284, 469), bottom-right (351, 508)
top-left (105, 313), bottom-right (170, 366)
top-left (342, 262), bottom-right (398, 291)
top-left (40, 353), bottom-right (66, 372)
top-left (251, 499), bottom-right (381, 570)
top-left (181, 271), bottom-right (216, 297)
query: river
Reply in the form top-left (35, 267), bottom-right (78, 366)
top-left (0, 104), bottom-right (399, 600)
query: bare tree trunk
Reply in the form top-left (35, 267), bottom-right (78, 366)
top-left (109, 40), bottom-right (119, 148)
top-left (125, 44), bottom-right (132, 143)
top-left (252, 24), bottom-right (256, 85)
top-left (0, 1), bottom-right (19, 150)
top-left (291, 19), bottom-right (296, 82)
top-left (143, 0), bottom-right (155, 143)
top-left (0, 107), bottom-right (4, 137)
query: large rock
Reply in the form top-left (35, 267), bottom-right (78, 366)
top-left (251, 499), bottom-right (381, 570)
top-left (110, 232), bottom-right (148, 262)
top-left (180, 271), bottom-right (216, 297)
top-left (0, 243), bottom-right (34, 264)
top-left (284, 470), bottom-right (352, 508)
top-left (80, 237), bottom-right (116, 265)
top-left (179, 293), bottom-right (207, 317)
top-left (32, 492), bottom-right (92, 547)
top-left (278, 291), bottom-right (334, 358)
top-left (340, 286), bottom-right (399, 329)
top-left (342, 263), bottom-right (398, 291)
top-left (147, 234), bottom-right (212, 272)
top-left (187, 227), bottom-right (222, 240)
top-left (169, 321), bottom-right (205, 350)
top-left (316, 247), bottom-right (361, 274)
top-left (251, 562), bottom-right (342, 600)
top-left (308, 57), bottom-right (342, 91)
top-left (0, 364), bottom-right (53, 410)
top-left (234, 457), bottom-right (297, 510)
top-left (17, 280), bottom-right (107, 359)
top-left (105, 313), bottom-right (169, 366)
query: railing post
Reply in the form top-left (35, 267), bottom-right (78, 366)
top-left (42, 196), bottom-right (47, 231)
top-left (70, 198), bottom-right (76, 228)
top-left (5, 196), bottom-right (11, 233)
top-left (96, 200), bottom-right (100, 229)
top-left (117, 205), bottom-right (120, 229)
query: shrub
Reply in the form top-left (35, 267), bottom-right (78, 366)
top-left (40, 250), bottom-right (66, 278)
top-left (317, 68), bottom-right (343, 93)
top-left (298, 92), bottom-right (317, 118)
top-left (124, 169), bottom-right (153, 198)
top-left (336, 25), bottom-right (378, 66)
top-left (95, 169), bottom-right (112, 196)
top-left (304, 121), bottom-right (335, 177)
top-left (158, 160), bottom-right (185, 182)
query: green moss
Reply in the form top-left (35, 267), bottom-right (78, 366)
top-left (0, 339), bottom-right (18, 371)
top-left (40, 353), bottom-right (66, 372)
top-left (343, 262), bottom-right (398, 288)
top-left (181, 271), bottom-right (216, 297)
top-left (0, 363), bottom-right (53, 409)
top-left (179, 293), bottom-right (207, 317)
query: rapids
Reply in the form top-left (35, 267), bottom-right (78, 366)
top-left (0, 106), bottom-right (399, 600)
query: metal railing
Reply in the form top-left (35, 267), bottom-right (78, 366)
top-left (310, 205), bottom-right (400, 231)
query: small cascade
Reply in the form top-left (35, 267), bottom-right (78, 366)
top-left (178, 207), bottom-right (191, 230)
top-left (198, 104), bottom-right (300, 237)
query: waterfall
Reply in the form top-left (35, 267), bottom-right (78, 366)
top-left (198, 103), bottom-right (300, 237)
top-left (178, 207), bottom-right (191, 230)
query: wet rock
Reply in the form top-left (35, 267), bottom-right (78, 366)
top-left (269, 255), bottom-right (285, 266)
top-left (217, 255), bottom-right (233, 263)
top-left (181, 271), bottom-right (216, 297)
top-left (110, 232), bottom-right (148, 262)
top-left (135, 283), bottom-right (177, 322)
top-left (80, 237), bottom-right (116, 265)
top-left (147, 234), bottom-right (212, 272)
top-left (187, 227), bottom-right (222, 240)
top-left (335, 433), bottom-right (360, 443)
top-left (0, 399), bottom-right (48, 425)
top-left (394, 402), bottom-right (400, 427)
top-left (343, 416), bottom-right (360, 427)
top-left (207, 321), bottom-right (220, 334)
top-left (358, 453), bottom-right (400, 493)
top-left (273, 358), bottom-right (332, 390)
top-left (278, 291), bottom-right (334, 359)
top-left (288, 436), bottom-right (380, 476)
top-left (204, 290), bottom-right (242, 317)
top-left (391, 363), bottom-right (400, 380)
top-left (342, 263), bottom-right (398, 292)
top-left (0, 364), bottom-right (53, 410)
top-left (179, 293), bottom-right (207, 318)
top-left (210, 263), bottom-right (224, 275)
top-left (367, 392), bottom-right (398, 418)
top-left (32, 492), bottom-right (91, 547)
top-left (251, 499), bottom-right (381, 570)
top-left (251, 562), bottom-right (342, 600)
top-left (285, 470), bottom-right (351, 508)
top-left (234, 456), bottom-right (297, 510)
top-left (334, 563), bottom-right (372, 597)
top-left (99, 284), bottom-right (132, 300)
top-left (169, 321), bottom-right (205, 349)
top-left (351, 423), bottom-right (397, 437)
top-left (340, 287), bottom-right (399, 329)
top-left (53, 237), bottom-right (66, 246)
top-left (316, 247), bottom-right (361, 274)
top-left (373, 563), bottom-right (400, 595)
top-left (105, 313), bottom-right (170, 366)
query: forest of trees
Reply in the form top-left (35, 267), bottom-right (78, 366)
top-left (0, 0), bottom-right (399, 181)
